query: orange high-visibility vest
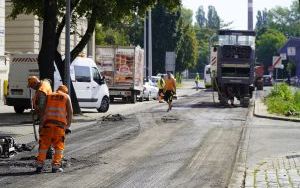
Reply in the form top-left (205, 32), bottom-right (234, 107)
top-left (164, 78), bottom-right (176, 91)
top-left (43, 92), bottom-right (68, 125)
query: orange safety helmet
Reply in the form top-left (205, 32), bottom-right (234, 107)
top-left (57, 85), bottom-right (68, 94)
top-left (28, 76), bottom-right (40, 88)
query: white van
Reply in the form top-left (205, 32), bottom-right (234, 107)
top-left (204, 65), bottom-right (212, 88)
top-left (5, 54), bottom-right (109, 113)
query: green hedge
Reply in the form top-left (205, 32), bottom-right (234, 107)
top-left (265, 83), bottom-right (300, 117)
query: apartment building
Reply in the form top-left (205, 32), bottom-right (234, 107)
top-left (5, 1), bottom-right (95, 56)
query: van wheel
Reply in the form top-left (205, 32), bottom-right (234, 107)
top-left (14, 106), bottom-right (25, 114)
top-left (97, 96), bottom-right (109, 113)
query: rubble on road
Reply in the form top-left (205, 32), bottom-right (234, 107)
top-left (101, 114), bottom-right (125, 122)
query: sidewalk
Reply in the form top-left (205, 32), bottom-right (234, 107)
top-left (243, 90), bottom-right (300, 187)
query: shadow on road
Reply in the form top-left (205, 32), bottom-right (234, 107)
top-left (0, 171), bottom-right (36, 177)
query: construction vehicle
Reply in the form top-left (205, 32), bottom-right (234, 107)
top-left (211, 30), bottom-right (256, 107)
top-left (95, 46), bottom-right (144, 103)
top-left (254, 65), bottom-right (264, 90)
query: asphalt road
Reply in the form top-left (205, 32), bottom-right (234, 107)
top-left (0, 85), bottom-right (250, 188)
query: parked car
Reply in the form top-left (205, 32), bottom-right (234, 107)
top-left (263, 75), bottom-right (273, 86)
top-left (149, 76), bottom-right (160, 87)
top-left (140, 79), bottom-right (159, 101)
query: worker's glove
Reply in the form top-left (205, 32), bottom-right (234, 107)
top-left (65, 129), bottom-right (72, 135)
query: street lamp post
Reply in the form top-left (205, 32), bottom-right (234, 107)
top-left (65, 0), bottom-right (71, 93)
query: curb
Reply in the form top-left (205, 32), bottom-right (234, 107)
top-left (253, 100), bottom-right (300, 122)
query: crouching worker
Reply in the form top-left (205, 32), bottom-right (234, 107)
top-left (36, 85), bottom-right (73, 173)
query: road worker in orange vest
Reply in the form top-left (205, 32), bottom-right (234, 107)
top-left (36, 85), bottom-right (73, 173)
top-left (164, 72), bottom-right (176, 112)
top-left (28, 76), bottom-right (54, 158)
top-left (27, 76), bottom-right (52, 117)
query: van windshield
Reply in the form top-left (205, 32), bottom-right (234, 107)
top-left (74, 66), bottom-right (91, 82)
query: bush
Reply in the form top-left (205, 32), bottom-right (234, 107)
top-left (265, 83), bottom-right (300, 117)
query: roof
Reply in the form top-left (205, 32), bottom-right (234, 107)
top-left (72, 57), bottom-right (96, 67)
top-left (218, 30), bottom-right (256, 36)
top-left (279, 37), bottom-right (300, 53)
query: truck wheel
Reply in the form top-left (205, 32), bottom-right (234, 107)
top-left (139, 96), bottom-right (144, 102)
top-left (146, 93), bottom-right (151, 101)
top-left (97, 96), bottom-right (110, 113)
top-left (240, 98), bottom-right (250, 107)
top-left (131, 94), bottom-right (137, 104)
top-left (14, 106), bottom-right (25, 114)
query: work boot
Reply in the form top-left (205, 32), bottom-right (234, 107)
top-left (52, 166), bottom-right (64, 173)
top-left (35, 166), bottom-right (43, 174)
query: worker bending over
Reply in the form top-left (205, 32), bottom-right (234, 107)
top-left (164, 72), bottom-right (176, 112)
top-left (36, 85), bottom-right (73, 173)
top-left (27, 76), bottom-right (52, 117)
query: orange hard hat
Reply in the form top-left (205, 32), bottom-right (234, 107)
top-left (57, 85), bottom-right (68, 94)
top-left (27, 76), bottom-right (40, 88)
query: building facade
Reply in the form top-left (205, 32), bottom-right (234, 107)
top-left (5, 1), bottom-right (95, 57)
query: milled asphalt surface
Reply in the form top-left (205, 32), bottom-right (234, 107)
top-left (0, 80), bottom-right (250, 188)
top-left (2, 82), bottom-right (298, 187)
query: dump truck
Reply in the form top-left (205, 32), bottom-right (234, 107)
top-left (95, 46), bottom-right (144, 103)
top-left (211, 30), bottom-right (256, 107)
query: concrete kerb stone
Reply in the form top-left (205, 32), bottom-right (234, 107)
top-left (254, 99), bottom-right (300, 122)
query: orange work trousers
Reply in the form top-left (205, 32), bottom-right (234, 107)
top-left (36, 123), bottom-right (65, 167)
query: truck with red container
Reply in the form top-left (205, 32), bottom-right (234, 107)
top-left (95, 46), bottom-right (144, 103)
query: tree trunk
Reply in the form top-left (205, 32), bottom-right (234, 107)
top-left (54, 5), bottom-right (95, 114)
top-left (38, 0), bottom-right (57, 85)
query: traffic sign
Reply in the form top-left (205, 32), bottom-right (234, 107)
top-left (272, 56), bottom-right (282, 69)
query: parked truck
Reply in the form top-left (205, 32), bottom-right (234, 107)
top-left (211, 30), bottom-right (256, 107)
top-left (95, 46), bottom-right (144, 103)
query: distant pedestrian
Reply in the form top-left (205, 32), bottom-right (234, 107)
top-left (157, 75), bottom-right (165, 103)
top-left (195, 73), bottom-right (200, 90)
top-left (36, 85), bottom-right (73, 173)
top-left (164, 72), bottom-right (176, 112)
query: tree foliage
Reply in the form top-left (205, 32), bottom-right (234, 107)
top-left (9, 0), bottom-right (180, 113)
top-left (256, 29), bottom-right (287, 68)
top-left (195, 6), bottom-right (206, 28)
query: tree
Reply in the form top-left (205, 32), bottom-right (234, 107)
top-left (207, 6), bottom-right (220, 29)
top-left (10, 0), bottom-right (180, 113)
top-left (256, 29), bottom-right (287, 69)
top-left (151, 3), bottom-right (181, 74)
top-left (176, 23), bottom-right (199, 72)
top-left (181, 8), bottom-right (193, 26)
top-left (255, 9), bottom-right (269, 31)
top-left (196, 6), bottom-right (206, 28)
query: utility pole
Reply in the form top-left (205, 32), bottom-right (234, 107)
top-left (65, 0), bottom-right (71, 93)
top-left (148, 9), bottom-right (152, 78)
top-left (144, 13), bottom-right (147, 79)
top-left (248, 0), bottom-right (253, 30)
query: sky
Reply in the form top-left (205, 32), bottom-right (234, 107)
top-left (182, 0), bottom-right (294, 30)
